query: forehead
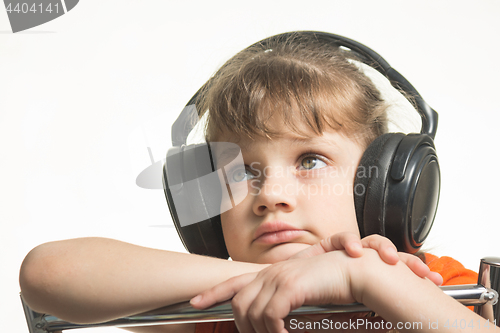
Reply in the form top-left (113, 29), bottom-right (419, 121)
top-left (208, 98), bottom-right (371, 149)
top-left (212, 127), bottom-right (363, 165)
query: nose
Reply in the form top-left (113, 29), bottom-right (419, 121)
top-left (252, 166), bottom-right (297, 216)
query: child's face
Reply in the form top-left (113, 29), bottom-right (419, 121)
top-left (218, 122), bottom-right (365, 264)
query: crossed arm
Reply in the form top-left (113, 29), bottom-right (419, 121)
top-left (191, 238), bottom-right (497, 333)
top-left (20, 235), bottom-right (496, 333)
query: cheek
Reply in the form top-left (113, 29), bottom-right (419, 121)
top-left (301, 173), bottom-right (355, 204)
top-left (303, 178), bottom-right (359, 235)
top-left (220, 210), bottom-right (246, 257)
top-left (220, 211), bottom-right (236, 240)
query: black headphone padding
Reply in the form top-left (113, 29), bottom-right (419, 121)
top-left (354, 133), bottom-right (439, 253)
top-left (354, 133), bottom-right (405, 239)
top-left (163, 144), bottom-right (229, 258)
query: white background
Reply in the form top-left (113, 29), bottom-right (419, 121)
top-left (1, 1), bottom-right (499, 332)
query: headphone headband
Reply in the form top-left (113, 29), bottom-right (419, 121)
top-left (165, 31), bottom-right (440, 256)
top-left (171, 31), bottom-right (438, 146)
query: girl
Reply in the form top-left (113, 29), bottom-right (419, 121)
top-left (19, 32), bottom-right (490, 333)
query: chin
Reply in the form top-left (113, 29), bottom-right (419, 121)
top-left (256, 243), bottom-right (311, 264)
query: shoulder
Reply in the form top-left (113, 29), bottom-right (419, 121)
top-left (424, 253), bottom-right (478, 286)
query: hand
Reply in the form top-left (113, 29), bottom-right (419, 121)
top-left (291, 233), bottom-right (442, 286)
top-left (290, 232), bottom-right (397, 263)
top-left (191, 251), bottom-right (357, 333)
top-left (191, 249), bottom-right (444, 333)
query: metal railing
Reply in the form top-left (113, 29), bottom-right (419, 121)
top-left (21, 257), bottom-right (500, 333)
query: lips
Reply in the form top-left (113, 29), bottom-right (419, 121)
top-left (253, 221), bottom-right (305, 245)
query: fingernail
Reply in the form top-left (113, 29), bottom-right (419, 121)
top-left (388, 247), bottom-right (397, 255)
top-left (190, 295), bottom-right (202, 304)
top-left (352, 243), bottom-right (362, 250)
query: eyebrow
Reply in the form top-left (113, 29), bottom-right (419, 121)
top-left (211, 134), bottom-right (342, 168)
top-left (211, 144), bottom-right (242, 168)
top-left (287, 135), bottom-right (340, 149)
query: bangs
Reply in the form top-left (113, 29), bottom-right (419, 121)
top-left (198, 34), bottom-right (387, 147)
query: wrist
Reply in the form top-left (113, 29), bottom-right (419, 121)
top-left (347, 249), bottom-right (372, 304)
top-left (347, 248), bottom-right (398, 304)
top-left (225, 260), bottom-right (269, 278)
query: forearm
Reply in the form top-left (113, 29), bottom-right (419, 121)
top-left (354, 251), bottom-right (500, 333)
top-left (19, 237), bottom-right (265, 324)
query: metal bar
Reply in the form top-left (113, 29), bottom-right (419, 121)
top-left (475, 257), bottom-right (500, 325)
top-left (22, 284), bottom-right (498, 333)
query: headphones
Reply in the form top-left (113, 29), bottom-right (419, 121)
top-left (162, 31), bottom-right (440, 258)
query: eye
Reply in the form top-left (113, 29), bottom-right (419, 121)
top-left (229, 167), bottom-right (255, 183)
top-left (299, 155), bottom-right (327, 170)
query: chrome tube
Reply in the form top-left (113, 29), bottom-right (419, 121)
top-left (475, 257), bottom-right (500, 325)
top-left (22, 284), bottom-right (498, 333)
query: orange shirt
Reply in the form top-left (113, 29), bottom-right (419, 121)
top-left (195, 254), bottom-right (478, 333)
top-left (424, 253), bottom-right (478, 286)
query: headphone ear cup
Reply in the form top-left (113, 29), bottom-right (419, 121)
top-left (163, 144), bottom-right (229, 259)
top-left (385, 134), bottom-right (440, 253)
top-left (354, 133), bottom-right (440, 253)
top-left (354, 133), bottom-right (405, 240)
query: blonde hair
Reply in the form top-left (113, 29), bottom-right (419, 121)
top-left (196, 32), bottom-right (388, 147)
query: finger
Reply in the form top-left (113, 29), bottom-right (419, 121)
top-left (398, 253), bottom-right (443, 285)
top-left (289, 242), bottom-right (327, 259)
top-left (361, 235), bottom-right (399, 264)
top-left (427, 271), bottom-right (443, 286)
top-left (246, 281), bottom-right (278, 333)
top-left (190, 273), bottom-right (257, 309)
top-left (232, 281), bottom-right (266, 333)
top-left (263, 291), bottom-right (293, 333)
top-left (290, 232), bottom-right (363, 259)
top-left (397, 253), bottom-right (433, 279)
top-left (263, 281), bottom-right (308, 333)
top-left (322, 232), bottom-right (363, 258)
